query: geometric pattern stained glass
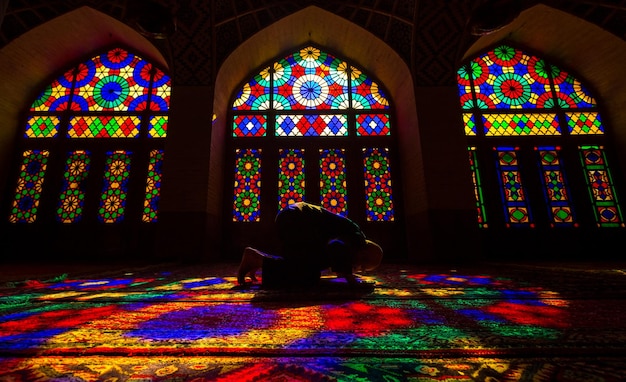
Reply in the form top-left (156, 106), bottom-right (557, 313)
top-left (578, 145), bottom-right (624, 228)
top-left (233, 149), bottom-right (261, 222)
top-left (10, 47), bottom-right (171, 224)
top-left (494, 146), bottom-right (533, 227)
top-left (320, 148), bottom-right (348, 216)
top-left (535, 146), bottom-right (576, 227)
top-left (230, 45), bottom-right (394, 222)
top-left (57, 150), bottom-right (91, 223)
top-left (98, 151), bottom-right (131, 223)
top-left (9, 150), bottom-right (49, 223)
top-left (278, 148), bottom-right (305, 210)
top-left (458, 44), bottom-right (621, 230)
top-left (468, 146), bottom-right (487, 228)
top-left (142, 149), bottom-right (164, 223)
top-left (363, 147), bottom-right (394, 221)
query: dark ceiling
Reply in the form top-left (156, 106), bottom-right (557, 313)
top-left (1, 0), bottom-right (626, 86)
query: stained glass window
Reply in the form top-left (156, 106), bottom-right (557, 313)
top-left (278, 149), bottom-right (305, 210)
top-left (9, 150), bottom-right (49, 223)
top-left (320, 148), bottom-right (348, 216)
top-left (57, 150), bottom-right (91, 223)
top-left (468, 147), bottom-right (487, 228)
top-left (8, 47), bottom-right (170, 224)
top-left (233, 149), bottom-right (261, 222)
top-left (494, 147), bottom-right (533, 227)
top-left (458, 44), bottom-right (621, 229)
top-left (535, 146), bottom-right (576, 227)
top-left (578, 145), bottom-right (624, 227)
top-left (363, 147), bottom-right (394, 221)
top-left (98, 151), bottom-right (131, 223)
top-left (142, 149), bottom-right (164, 223)
top-left (230, 46), bottom-right (395, 222)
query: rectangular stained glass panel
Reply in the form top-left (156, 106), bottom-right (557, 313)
top-left (57, 150), bottom-right (91, 223)
top-left (483, 113), bottom-right (560, 136)
top-left (535, 146), bottom-right (576, 227)
top-left (9, 150), bottom-right (49, 223)
top-left (319, 148), bottom-right (347, 216)
top-left (463, 113), bottom-right (477, 136)
top-left (363, 147), bottom-right (394, 221)
top-left (25, 115), bottom-right (60, 138)
top-left (494, 146), bottom-right (533, 227)
top-left (68, 116), bottom-right (141, 138)
top-left (233, 149), bottom-right (261, 222)
top-left (356, 114), bottom-right (390, 136)
top-left (148, 116), bottom-right (168, 138)
top-left (578, 145), bottom-right (624, 227)
top-left (142, 149), bottom-right (164, 222)
top-left (278, 148), bottom-right (305, 210)
top-left (565, 112), bottom-right (604, 135)
top-left (98, 150), bottom-right (132, 223)
top-left (276, 115), bottom-right (347, 136)
top-left (468, 147), bottom-right (487, 228)
top-left (232, 115), bottom-right (267, 137)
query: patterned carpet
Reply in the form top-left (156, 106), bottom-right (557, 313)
top-left (1, 261), bottom-right (626, 381)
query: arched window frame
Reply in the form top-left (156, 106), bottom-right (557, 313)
top-left (5, 46), bottom-right (170, 225)
top-left (226, 45), bottom-right (398, 226)
top-left (458, 42), bottom-right (624, 229)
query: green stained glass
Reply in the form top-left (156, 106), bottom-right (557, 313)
top-left (495, 147), bottom-right (533, 227)
top-left (320, 148), bottom-right (347, 216)
top-left (14, 46), bottom-right (170, 225)
top-left (57, 150), bottom-right (91, 223)
top-left (278, 149), bottom-right (305, 210)
top-left (68, 116), bottom-right (141, 138)
top-left (565, 112), bottom-right (604, 135)
top-left (468, 147), bottom-right (487, 228)
top-left (9, 150), bottom-right (49, 223)
top-left (535, 146), bottom-right (576, 227)
top-left (363, 147), bottom-right (394, 221)
top-left (483, 113), bottom-right (560, 136)
top-left (142, 149), bottom-right (164, 222)
top-left (148, 116), bottom-right (168, 138)
top-left (578, 145), bottom-right (624, 227)
top-left (233, 149), bottom-right (261, 222)
top-left (25, 116), bottom-right (60, 138)
top-left (231, 45), bottom-right (394, 222)
top-left (98, 151), bottom-right (132, 223)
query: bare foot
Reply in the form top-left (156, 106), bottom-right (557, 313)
top-left (237, 247), bottom-right (264, 285)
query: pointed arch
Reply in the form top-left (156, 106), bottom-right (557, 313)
top-left (211, 6), bottom-right (423, 259)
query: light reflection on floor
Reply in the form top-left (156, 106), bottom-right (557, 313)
top-left (0, 263), bottom-right (624, 380)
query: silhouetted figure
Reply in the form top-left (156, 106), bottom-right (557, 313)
top-left (237, 202), bottom-right (383, 288)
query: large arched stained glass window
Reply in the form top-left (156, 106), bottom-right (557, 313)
top-left (458, 44), bottom-right (623, 229)
top-left (230, 45), bottom-right (395, 222)
top-left (8, 47), bottom-right (170, 224)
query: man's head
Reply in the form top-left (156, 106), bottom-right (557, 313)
top-left (354, 240), bottom-right (383, 272)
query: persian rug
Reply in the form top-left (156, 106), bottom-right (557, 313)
top-left (1, 261), bottom-right (626, 381)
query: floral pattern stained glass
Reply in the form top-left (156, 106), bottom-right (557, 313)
top-left (468, 147), bottom-right (487, 228)
top-left (535, 146), bottom-right (576, 227)
top-left (98, 151), bottom-right (131, 223)
top-left (578, 145), bottom-right (624, 227)
top-left (458, 44), bottom-right (619, 230)
top-left (278, 149), bottom-right (305, 210)
top-left (57, 151), bottom-right (91, 223)
top-left (320, 149), bottom-right (347, 216)
top-left (230, 45), bottom-right (394, 222)
top-left (363, 147), bottom-right (394, 221)
top-left (495, 147), bottom-right (533, 227)
top-left (13, 47), bottom-right (170, 224)
top-left (9, 150), bottom-right (49, 223)
top-left (142, 150), bottom-right (164, 223)
top-left (233, 149), bottom-right (261, 222)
